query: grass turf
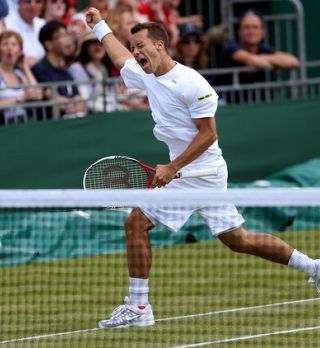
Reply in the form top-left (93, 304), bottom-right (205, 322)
top-left (1, 230), bottom-right (320, 347)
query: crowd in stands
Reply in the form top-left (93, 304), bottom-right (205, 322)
top-left (0, 0), bottom-right (300, 125)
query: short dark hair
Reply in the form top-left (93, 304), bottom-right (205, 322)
top-left (131, 22), bottom-right (169, 52)
top-left (39, 20), bottom-right (67, 48)
top-left (238, 9), bottom-right (265, 28)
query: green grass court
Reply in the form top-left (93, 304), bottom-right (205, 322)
top-left (1, 230), bottom-right (320, 347)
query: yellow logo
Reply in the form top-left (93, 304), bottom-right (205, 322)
top-left (198, 93), bottom-right (212, 101)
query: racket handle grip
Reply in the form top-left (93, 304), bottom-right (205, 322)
top-left (177, 168), bottom-right (218, 179)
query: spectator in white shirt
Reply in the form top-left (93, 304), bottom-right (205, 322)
top-left (5, 0), bottom-right (46, 65)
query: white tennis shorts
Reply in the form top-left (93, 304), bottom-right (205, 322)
top-left (141, 161), bottom-right (244, 236)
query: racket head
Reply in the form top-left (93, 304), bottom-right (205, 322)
top-left (83, 156), bottom-right (155, 189)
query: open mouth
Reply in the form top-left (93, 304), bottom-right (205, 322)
top-left (138, 58), bottom-right (148, 68)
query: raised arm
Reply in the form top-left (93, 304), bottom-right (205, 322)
top-left (85, 7), bottom-right (133, 70)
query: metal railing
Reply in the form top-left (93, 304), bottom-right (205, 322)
top-left (1, 61), bottom-right (320, 126)
top-left (199, 60), bottom-right (320, 104)
top-left (0, 77), bottom-right (125, 125)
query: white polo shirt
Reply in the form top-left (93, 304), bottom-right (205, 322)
top-left (120, 58), bottom-right (223, 170)
top-left (5, 12), bottom-right (46, 60)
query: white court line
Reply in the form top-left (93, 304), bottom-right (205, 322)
top-left (157, 297), bottom-right (320, 322)
top-left (171, 325), bottom-right (320, 348)
top-left (0, 297), bottom-right (319, 345)
top-left (0, 329), bottom-right (100, 345)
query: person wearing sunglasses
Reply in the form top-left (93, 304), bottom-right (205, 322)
top-left (174, 23), bottom-right (209, 70)
top-left (5, 0), bottom-right (46, 65)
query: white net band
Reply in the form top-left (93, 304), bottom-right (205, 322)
top-left (0, 188), bottom-right (320, 208)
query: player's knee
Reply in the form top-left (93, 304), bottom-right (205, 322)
top-left (124, 209), bottom-right (151, 239)
top-left (227, 237), bottom-right (248, 253)
top-left (219, 228), bottom-right (250, 253)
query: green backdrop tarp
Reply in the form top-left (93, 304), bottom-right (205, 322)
top-left (1, 159), bottom-right (320, 267)
top-left (1, 205), bottom-right (319, 267)
top-left (0, 98), bottom-right (320, 188)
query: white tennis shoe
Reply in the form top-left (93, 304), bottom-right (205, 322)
top-left (99, 297), bottom-right (155, 329)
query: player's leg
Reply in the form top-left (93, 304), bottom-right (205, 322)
top-left (99, 208), bottom-right (155, 329)
top-left (218, 226), bottom-right (294, 263)
top-left (125, 207), bottom-right (155, 279)
top-left (199, 200), bottom-right (320, 293)
top-left (218, 226), bottom-right (320, 289)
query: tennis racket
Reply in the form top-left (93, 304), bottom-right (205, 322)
top-left (83, 155), bottom-right (218, 190)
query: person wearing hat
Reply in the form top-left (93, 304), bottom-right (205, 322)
top-left (174, 23), bottom-right (209, 70)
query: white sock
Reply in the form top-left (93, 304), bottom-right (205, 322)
top-left (129, 277), bottom-right (149, 307)
top-left (288, 249), bottom-right (316, 277)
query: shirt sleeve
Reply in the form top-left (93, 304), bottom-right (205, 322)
top-left (183, 72), bottom-right (219, 119)
top-left (120, 58), bottom-right (145, 89)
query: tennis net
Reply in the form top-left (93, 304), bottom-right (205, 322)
top-left (1, 188), bottom-right (320, 347)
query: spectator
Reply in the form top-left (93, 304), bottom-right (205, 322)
top-left (68, 31), bottom-right (119, 113)
top-left (0, 30), bottom-right (42, 124)
top-left (0, 0), bottom-right (9, 33)
top-left (68, 12), bottom-right (91, 54)
top-left (174, 23), bottom-right (209, 70)
top-left (139, 0), bottom-right (203, 55)
top-left (138, 0), bottom-right (179, 54)
top-left (41, 1), bottom-right (80, 62)
top-left (219, 9), bottom-right (300, 85)
top-left (162, 0), bottom-right (203, 28)
top-left (78, 0), bottom-right (110, 19)
top-left (31, 20), bottom-right (87, 118)
top-left (107, 5), bottom-right (138, 50)
top-left (5, 0), bottom-right (46, 65)
top-left (63, 0), bottom-right (76, 25)
top-left (116, 0), bottom-right (149, 23)
top-left (41, 0), bottom-right (68, 23)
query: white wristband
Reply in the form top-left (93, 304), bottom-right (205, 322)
top-left (93, 20), bottom-right (112, 42)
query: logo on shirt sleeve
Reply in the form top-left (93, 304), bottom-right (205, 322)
top-left (197, 93), bottom-right (213, 101)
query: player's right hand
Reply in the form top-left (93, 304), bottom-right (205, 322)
top-left (85, 7), bottom-right (103, 29)
top-left (151, 164), bottom-right (177, 188)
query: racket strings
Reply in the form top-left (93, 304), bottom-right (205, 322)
top-left (85, 158), bottom-right (151, 189)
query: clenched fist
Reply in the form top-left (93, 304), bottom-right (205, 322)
top-left (85, 7), bottom-right (103, 29)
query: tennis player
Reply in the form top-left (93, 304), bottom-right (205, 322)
top-left (85, 7), bottom-right (320, 329)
